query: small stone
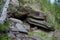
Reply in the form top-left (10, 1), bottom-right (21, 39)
top-left (32, 34), bottom-right (42, 40)
top-left (16, 33), bottom-right (24, 38)
top-left (31, 27), bottom-right (37, 31)
top-left (24, 23), bottom-right (30, 31)
top-left (8, 31), bottom-right (15, 38)
top-left (16, 37), bottom-right (21, 40)
top-left (10, 26), bottom-right (19, 32)
top-left (15, 23), bottom-right (28, 33)
top-left (12, 32), bottom-right (19, 35)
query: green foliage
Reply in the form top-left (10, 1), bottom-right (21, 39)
top-left (18, 0), bottom-right (25, 5)
top-left (35, 0), bottom-right (56, 28)
top-left (27, 0), bottom-right (59, 40)
top-left (36, 0), bottom-right (60, 30)
top-left (0, 0), bottom-right (6, 13)
top-left (28, 32), bottom-right (47, 37)
top-left (49, 37), bottom-right (57, 40)
top-left (18, 0), bottom-right (36, 6)
top-left (0, 34), bottom-right (11, 40)
top-left (0, 16), bottom-right (11, 40)
top-left (28, 32), bottom-right (57, 40)
top-left (0, 1), bottom-right (11, 40)
top-left (0, 21), bottom-right (10, 31)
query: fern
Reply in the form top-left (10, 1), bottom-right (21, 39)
top-left (0, 21), bottom-right (10, 31)
top-left (0, 34), bottom-right (11, 40)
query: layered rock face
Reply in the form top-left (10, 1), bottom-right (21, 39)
top-left (27, 11), bottom-right (55, 31)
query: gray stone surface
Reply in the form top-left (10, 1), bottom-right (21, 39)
top-left (9, 18), bottom-right (28, 33)
top-left (32, 34), bottom-right (42, 40)
top-left (8, 31), bottom-right (36, 40)
top-left (10, 0), bottom-right (19, 7)
top-left (54, 31), bottom-right (60, 40)
top-left (24, 23), bottom-right (30, 31)
top-left (8, 31), bottom-right (15, 38)
top-left (15, 23), bottom-right (28, 33)
top-left (9, 18), bottom-right (23, 24)
top-left (16, 37), bottom-right (21, 40)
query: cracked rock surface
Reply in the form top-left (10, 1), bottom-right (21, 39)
top-left (8, 18), bottom-right (42, 40)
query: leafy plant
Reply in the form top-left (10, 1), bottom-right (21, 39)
top-left (0, 34), bottom-right (11, 40)
top-left (0, 21), bottom-right (10, 31)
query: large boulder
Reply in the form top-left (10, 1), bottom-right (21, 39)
top-left (9, 18), bottom-right (28, 34)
